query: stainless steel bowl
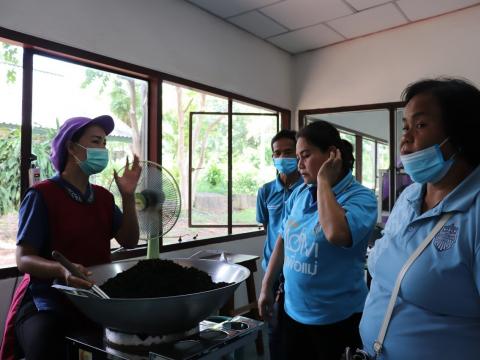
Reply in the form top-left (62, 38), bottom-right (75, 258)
top-left (53, 258), bottom-right (250, 334)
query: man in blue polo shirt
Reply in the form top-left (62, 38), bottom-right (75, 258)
top-left (256, 129), bottom-right (303, 360)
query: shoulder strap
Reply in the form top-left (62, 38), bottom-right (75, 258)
top-left (373, 212), bottom-right (453, 357)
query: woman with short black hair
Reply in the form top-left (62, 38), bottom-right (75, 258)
top-left (360, 78), bottom-right (480, 359)
top-left (259, 120), bottom-right (377, 359)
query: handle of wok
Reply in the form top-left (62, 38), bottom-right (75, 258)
top-left (51, 250), bottom-right (110, 299)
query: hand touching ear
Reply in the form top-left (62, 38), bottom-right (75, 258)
top-left (317, 148), bottom-right (343, 186)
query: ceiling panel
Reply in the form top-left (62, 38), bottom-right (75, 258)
top-left (267, 23), bottom-right (345, 53)
top-left (261, 0), bottom-right (353, 29)
top-left (397, 0), bottom-right (480, 21)
top-left (229, 11), bottom-right (288, 39)
top-left (328, 3), bottom-right (407, 38)
top-left (187, 0), bottom-right (281, 18)
top-left (345, 0), bottom-right (391, 11)
top-left (184, 0), bottom-right (480, 54)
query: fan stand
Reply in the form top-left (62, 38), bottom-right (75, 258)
top-left (146, 236), bottom-right (160, 260)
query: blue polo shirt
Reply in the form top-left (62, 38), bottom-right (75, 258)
top-left (256, 175), bottom-right (303, 271)
top-left (360, 165), bottom-right (480, 360)
top-left (17, 174), bottom-right (122, 311)
top-left (281, 172), bottom-right (377, 325)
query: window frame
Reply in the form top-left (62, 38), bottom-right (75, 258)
top-left (0, 26), bottom-right (291, 275)
top-left (188, 110), bottom-right (279, 230)
top-left (335, 125), bottom-right (388, 190)
top-left (299, 102), bottom-right (404, 212)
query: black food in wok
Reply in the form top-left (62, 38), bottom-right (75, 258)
top-left (100, 259), bottom-right (231, 298)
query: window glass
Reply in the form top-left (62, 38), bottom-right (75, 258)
top-left (0, 41), bottom-right (23, 268)
top-left (162, 82), bottom-right (229, 244)
top-left (232, 112), bottom-right (278, 233)
top-left (162, 83), bottom-right (279, 243)
top-left (339, 130), bottom-right (356, 177)
top-left (394, 107), bottom-right (412, 200)
top-left (362, 138), bottom-right (376, 190)
top-left (31, 55), bottom-right (148, 249)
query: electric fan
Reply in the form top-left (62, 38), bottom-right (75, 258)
top-left (109, 160), bottom-right (181, 259)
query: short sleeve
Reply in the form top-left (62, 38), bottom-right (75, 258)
top-left (343, 188), bottom-right (378, 247)
top-left (256, 186), bottom-right (267, 225)
top-left (17, 189), bottom-right (49, 252)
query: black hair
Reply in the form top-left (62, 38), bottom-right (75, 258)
top-left (402, 77), bottom-right (480, 167)
top-left (297, 120), bottom-right (355, 171)
top-left (271, 129), bottom-right (297, 151)
top-left (71, 126), bottom-right (88, 143)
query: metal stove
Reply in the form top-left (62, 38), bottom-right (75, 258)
top-left (65, 315), bottom-right (267, 360)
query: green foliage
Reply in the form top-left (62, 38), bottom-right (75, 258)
top-left (233, 171), bottom-right (258, 196)
top-left (232, 208), bottom-right (256, 223)
top-left (0, 128), bottom-right (21, 215)
top-left (32, 128), bottom-right (57, 179)
top-left (206, 164), bottom-right (222, 187)
top-left (81, 69), bottom-right (144, 127)
top-left (2, 43), bottom-right (20, 84)
top-left (0, 127), bottom-right (56, 215)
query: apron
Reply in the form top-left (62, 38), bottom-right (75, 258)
top-left (0, 180), bottom-right (114, 359)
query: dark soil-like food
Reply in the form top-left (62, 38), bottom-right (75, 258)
top-left (100, 259), bottom-right (230, 298)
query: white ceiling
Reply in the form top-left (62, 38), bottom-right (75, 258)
top-left (185, 0), bottom-right (480, 54)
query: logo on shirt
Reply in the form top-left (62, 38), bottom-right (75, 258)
top-left (267, 204), bottom-right (280, 210)
top-left (284, 220), bottom-right (319, 276)
top-left (433, 223), bottom-right (458, 252)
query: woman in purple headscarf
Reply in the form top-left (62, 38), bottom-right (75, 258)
top-left (1, 115), bottom-right (141, 360)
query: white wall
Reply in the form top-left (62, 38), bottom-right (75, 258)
top-left (0, 0), bottom-right (292, 109)
top-left (293, 5), bottom-right (480, 120)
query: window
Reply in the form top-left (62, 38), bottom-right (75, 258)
top-left (162, 83), bottom-right (279, 244)
top-left (0, 28), bottom-right (289, 270)
top-left (0, 40), bottom-right (23, 268)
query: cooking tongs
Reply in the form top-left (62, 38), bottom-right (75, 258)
top-left (51, 250), bottom-right (110, 299)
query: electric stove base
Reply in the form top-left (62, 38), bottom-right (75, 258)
top-left (65, 315), bottom-right (268, 360)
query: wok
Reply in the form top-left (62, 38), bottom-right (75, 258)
top-left (53, 258), bottom-right (250, 335)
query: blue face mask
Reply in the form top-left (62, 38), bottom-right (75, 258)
top-left (400, 139), bottom-right (455, 184)
top-left (74, 143), bottom-right (109, 175)
top-left (273, 158), bottom-right (298, 175)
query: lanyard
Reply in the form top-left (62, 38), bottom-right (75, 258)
top-left (373, 212), bottom-right (453, 358)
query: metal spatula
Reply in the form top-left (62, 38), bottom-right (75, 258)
top-left (51, 250), bottom-right (110, 299)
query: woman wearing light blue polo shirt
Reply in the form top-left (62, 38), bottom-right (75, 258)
top-left (258, 120), bottom-right (377, 359)
top-left (360, 78), bottom-right (480, 360)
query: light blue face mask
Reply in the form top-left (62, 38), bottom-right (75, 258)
top-left (273, 157), bottom-right (298, 175)
top-left (400, 138), bottom-right (455, 184)
top-left (74, 143), bottom-right (109, 175)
